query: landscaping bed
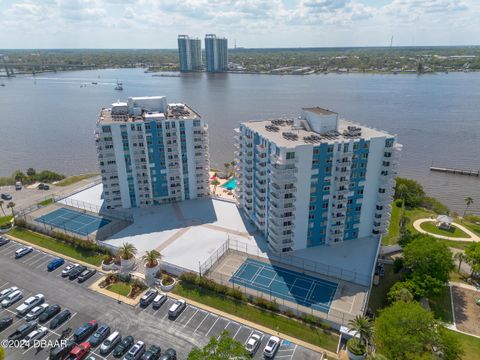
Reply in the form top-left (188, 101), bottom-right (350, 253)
top-left (0, 215), bottom-right (13, 230)
top-left (173, 276), bottom-right (339, 351)
top-left (100, 273), bottom-right (147, 299)
top-left (419, 221), bottom-right (470, 238)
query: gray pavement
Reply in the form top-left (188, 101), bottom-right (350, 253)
top-left (0, 239), bottom-right (323, 360)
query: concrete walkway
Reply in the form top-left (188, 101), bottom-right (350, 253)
top-left (413, 219), bottom-right (480, 242)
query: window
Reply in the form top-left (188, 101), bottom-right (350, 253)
top-left (286, 152), bottom-right (295, 159)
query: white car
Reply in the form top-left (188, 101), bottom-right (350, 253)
top-left (152, 294), bottom-right (167, 309)
top-left (0, 286), bottom-right (19, 301)
top-left (15, 246), bottom-right (33, 259)
top-left (23, 326), bottom-right (48, 347)
top-left (245, 333), bottom-right (262, 355)
top-left (124, 340), bottom-right (145, 360)
top-left (1, 289), bottom-right (23, 308)
top-left (25, 303), bottom-right (49, 321)
top-left (263, 336), bottom-right (280, 358)
top-left (61, 263), bottom-right (79, 277)
top-left (168, 299), bottom-right (186, 318)
top-left (16, 294), bottom-right (44, 316)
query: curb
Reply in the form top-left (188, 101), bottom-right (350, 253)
top-left (4, 232), bottom-right (103, 272)
top-left (88, 276), bottom-right (145, 307)
top-left (167, 291), bottom-right (339, 358)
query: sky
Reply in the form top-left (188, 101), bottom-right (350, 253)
top-left (0, 0), bottom-right (478, 48)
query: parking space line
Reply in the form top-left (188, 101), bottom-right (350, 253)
top-left (183, 309), bottom-right (199, 327)
top-left (232, 325), bottom-right (244, 339)
top-left (175, 305), bottom-right (193, 322)
top-left (29, 254), bottom-right (49, 267)
top-left (244, 329), bottom-right (253, 343)
top-left (193, 312), bottom-right (212, 332)
top-left (205, 316), bottom-right (221, 337)
top-left (54, 311), bottom-right (78, 333)
top-left (215, 320), bottom-right (230, 339)
top-left (20, 252), bottom-right (42, 264)
top-left (0, 281), bottom-right (10, 289)
top-left (0, 243), bottom-right (16, 255)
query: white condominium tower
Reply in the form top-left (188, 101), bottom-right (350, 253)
top-left (205, 34), bottom-right (228, 72)
top-left (234, 108), bottom-right (401, 253)
top-left (95, 96), bottom-right (210, 209)
top-left (177, 35), bottom-right (202, 72)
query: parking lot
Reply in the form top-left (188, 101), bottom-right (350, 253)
top-left (0, 239), bottom-right (324, 360)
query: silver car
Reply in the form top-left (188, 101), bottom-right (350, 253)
top-left (1, 289), bottom-right (23, 308)
top-left (25, 303), bottom-right (49, 321)
top-left (0, 286), bottom-right (19, 301)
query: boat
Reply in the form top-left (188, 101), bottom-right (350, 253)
top-left (92, 82), bottom-right (98, 85)
top-left (0, 83), bottom-right (5, 87)
top-left (115, 80), bottom-right (123, 91)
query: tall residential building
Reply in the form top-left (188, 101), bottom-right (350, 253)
top-left (95, 96), bottom-right (210, 209)
top-left (234, 108), bottom-right (401, 253)
top-left (205, 34), bottom-right (228, 72)
top-left (177, 35), bottom-right (202, 72)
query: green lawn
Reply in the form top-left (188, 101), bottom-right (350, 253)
top-left (447, 329), bottom-right (480, 360)
top-left (462, 220), bottom-right (480, 236)
top-left (55, 173), bottom-right (97, 187)
top-left (8, 228), bottom-right (104, 266)
top-left (368, 264), bottom-right (403, 315)
top-left (382, 205), bottom-right (435, 245)
top-left (429, 286), bottom-right (453, 323)
top-left (173, 283), bottom-right (339, 352)
top-left (419, 221), bottom-right (470, 238)
top-left (37, 198), bottom-right (53, 207)
top-left (106, 282), bottom-right (131, 297)
top-left (0, 215), bottom-right (13, 227)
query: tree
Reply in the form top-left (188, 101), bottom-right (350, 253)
top-left (463, 196), bottom-right (474, 218)
top-left (403, 236), bottom-right (454, 298)
top-left (143, 250), bottom-right (161, 268)
top-left (211, 179), bottom-right (220, 192)
top-left (223, 162), bottom-right (230, 174)
top-left (187, 331), bottom-right (250, 360)
top-left (465, 242), bottom-right (480, 277)
top-left (348, 315), bottom-right (373, 349)
top-left (454, 252), bottom-right (467, 273)
top-left (26, 167), bottom-right (36, 177)
top-left (387, 282), bottom-right (415, 303)
top-left (374, 301), bottom-right (463, 360)
top-left (6, 202), bottom-right (15, 217)
top-left (0, 200), bottom-right (5, 216)
top-left (394, 177), bottom-right (425, 208)
top-left (13, 170), bottom-right (26, 183)
top-left (119, 242), bottom-right (137, 260)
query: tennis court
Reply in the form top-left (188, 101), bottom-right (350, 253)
top-left (35, 208), bottom-right (111, 236)
top-left (230, 258), bottom-right (337, 313)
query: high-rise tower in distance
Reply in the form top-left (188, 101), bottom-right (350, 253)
top-left (205, 34), bottom-right (228, 72)
top-left (177, 35), bottom-right (202, 72)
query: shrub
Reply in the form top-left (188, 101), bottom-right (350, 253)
top-left (162, 274), bottom-right (174, 286)
top-left (347, 338), bottom-right (366, 356)
top-left (283, 310), bottom-right (295, 318)
top-left (14, 218), bottom-right (26, 227)
top-left (252, 297), bottom-right (279, 312)
top-left (393, 258), bottom-right (404, 273)
top-left (421, 196), bottom-right (449, 215)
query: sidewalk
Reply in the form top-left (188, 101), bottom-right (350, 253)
top-left (166, 290), bottom-right (339, 359)
top-left (413, 219), bottom-right (480, 242)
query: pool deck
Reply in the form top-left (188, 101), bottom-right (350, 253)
top-left (209, 171), bottom-right (236, 201)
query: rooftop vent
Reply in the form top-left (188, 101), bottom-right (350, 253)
top-left (320, 130), bottom-right (340, 139)
top-left (282, 132), bottom-right (299, 141)
top-left (343, 126), bottom-right (362, 137)
top-left (265, 125), bottom-right (280, 132)
top-left (303, 135), bottom-right (322, 143)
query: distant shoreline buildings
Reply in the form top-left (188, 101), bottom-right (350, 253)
top-left (177, 34), bottom-right (228, 73)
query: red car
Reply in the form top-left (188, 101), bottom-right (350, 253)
top-left (66, 342), bottom-right (91, 360)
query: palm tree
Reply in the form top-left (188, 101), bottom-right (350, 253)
top-left (224, 162), bottom-right (230, 175)
top-left (6, 202), bottom-right (15, 217)
top-left (348, 315), bottom-right (373, 349)
top-left (119, 242), bottom-right (137, 260)
top-left (143, 250), bottom-right (161, 268)
top-left (454, 252), bottom-right (467, 273)
top-left (0, 200), bottom-right (5, 216)
top-left (463, 196), bottom-right (474, 219)
top-left (211, 179), bottom-right (220, 193)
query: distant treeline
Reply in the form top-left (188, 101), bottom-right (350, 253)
top-left (0, 168), bottom-right (65, 186)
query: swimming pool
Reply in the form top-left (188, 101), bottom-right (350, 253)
top-left (221, 178), bottom-right (236, 190)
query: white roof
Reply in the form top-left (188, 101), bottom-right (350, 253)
top-left (436, 215), bottom-right (453, 223)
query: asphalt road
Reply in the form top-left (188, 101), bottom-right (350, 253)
top-left (0, 240), bottom-right (323, 360)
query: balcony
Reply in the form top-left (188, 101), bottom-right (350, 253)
top-left (256, 144), bottom-right (267, 153)
top-left (270, 153), bottom-right (297, 165)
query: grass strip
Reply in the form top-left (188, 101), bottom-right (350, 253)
top-left (106, 282), bottom-right (131, 297)
top-left (55, 173), bottom-right (97, 187)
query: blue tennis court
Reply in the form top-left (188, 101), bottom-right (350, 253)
top-left (35, 208), bottom-right (111, 236)
top-left (230, 258), bottom-right (337, 313)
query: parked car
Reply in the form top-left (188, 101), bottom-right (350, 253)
top-left (88, 324), bottom-right (110, 347)
top-left (48, 258), bottom-right (65, 272)
top-left (0, 286), bottom-right (19, 301)
top-left (16, 293), bottom-right (44, 316)
top-left (142, 345), bottom-right (161, 360)
top-left (158, 348), bottom-right (176, 360)
top-left (0, 236), bottom-right (10, 246)
top-left (263, 336), bottom-right (280, 358)
top-left (69, 265), bottom-right (87, 280)
top-left (15, 246), bottom-right (33, 259)
top-left (245, 333), bottom-right (261, 355)
top-left (124, 340), bottom-right (145, 360)
top-left (78, 269), bottom-right (96, 283)
top-left (152, 294), bottom-right (167, 309)
top-left (49, 339), bottom-right (76, 360)
top-left (23, 326), bottom-right (48, 347)
top-left (0, 315), bottom-right (13, 331)
top-left (15, 182), bottom-right (22, 190)
top-left (8, 321), bottom-right (37, 341)
top-left (43, 184), bottom-right (50, 190)
top-left (1, 193), bottom-right (12, 200)
top-left (38, 183), bottom-right (45, 190)
top-left (50, 309), bottom-right (72, 329)
top-left (1, 289), bottom-right (23, 308)
top-left (67, 342), bottom-right (91, 360)
top-left (62, 264), bottom-right (80, 277)
top-left (112, 335), bottom-right (134, 358)
top-left (100, 331), bottom-right (122, 355)
top-left (73, 320), bottom-right (98, 342)
top-left (140, 289), bottom-right (157, 307)
top-left (26, 303), bottom-right (49, 321)
top-left (168, 299), bottom-right (186, 319)
top-left (38, 304), bottom-right (61, 323)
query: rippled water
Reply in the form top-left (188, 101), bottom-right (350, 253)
top-left (0, 69), bottom-right (478, 214)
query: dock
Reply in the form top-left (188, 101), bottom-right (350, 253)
top-left (430, 166), bottom-right (480, 177)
